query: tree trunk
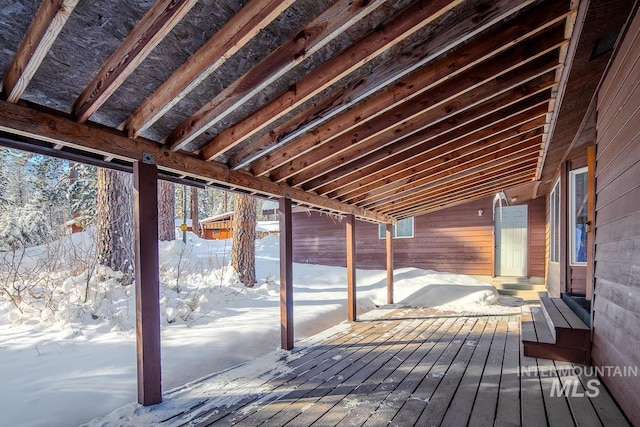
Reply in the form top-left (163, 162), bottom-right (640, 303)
top-left (158, 180), bottom-right (175, 241)
top-left (190, 186), bottom-right (199, 237)
top-left (97, 168), bottom-right (134, 277)
top-left (231, 194), bottom-right (256, 287)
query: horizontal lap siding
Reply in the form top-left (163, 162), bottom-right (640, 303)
top-left (593, 11), bottom-right (640, 426)
top-left (292, 196), bottom-right (547, 277)
top-left (569, 266), bottom-right (586, 294)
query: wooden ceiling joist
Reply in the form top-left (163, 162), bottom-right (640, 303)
top-left (73, 0), bottom-right (198, 123)
top-left (360, 143), bottom-right (541, 209)
top-left (382, 167), bottom-right (537, 217)
top-left (338, 122), bottom-right (546, 204)
top-left (1, 0), bottom-right (79, 103)
top-left (319, 104), bottom-right (549, 198)
top-left (233, 0), bottom-right (561, 171)
top-left (0, 99), bottom-right (393, 224)
top-left (282, 57), bottom-right (561, 188)
top-left (245, 0), bottom-right (570, 176)
top-left (196, 0), bottom-right (465, 161)
top-left (310, 89), bottom-right (553, 195)
top-left (164, 0), bottom-right (385, 152)
top-left (125, 0), bottom-right (297, 139)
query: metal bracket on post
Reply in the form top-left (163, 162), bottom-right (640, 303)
top-left (142, 152), bottom-right (155, 165)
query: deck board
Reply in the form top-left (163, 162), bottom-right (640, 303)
top-left (138, 307), bottom-right (631, 427)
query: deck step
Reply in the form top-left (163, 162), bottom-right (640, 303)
top-left (497, 288), bottom-right (548, 301)
top-left (521, 297), bottom-right (591, 364)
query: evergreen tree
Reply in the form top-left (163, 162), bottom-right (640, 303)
top-left (96, 168), bottom-right (134, 276)
top-left (67, 162), bottom-right (97, 229)
top-left (231, 194), bottom-right (256, 287)
top-left (158, 180), bottom-right (175, 241)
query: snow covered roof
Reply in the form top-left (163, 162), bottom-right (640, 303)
top-left (200, 212), bottom-right (234, 223)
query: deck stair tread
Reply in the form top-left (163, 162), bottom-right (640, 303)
top-left (521, 297), bottom-right (591, 365)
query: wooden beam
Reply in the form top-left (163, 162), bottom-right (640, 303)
top-left (0, 99), bottom-right (394, 224)
top-left (279, 51), bottom-right (561, 187)
top-left (386, 223), bottom-right (393, 305)
top-left (247, 4), bottom-right (569, 175)
top-left (235, 0), bottom-right (558, 171)
top-left (372, 161), bottom-right (538, 214)
top-left (367, 153), bottom-right (540, 212)
top-left (198, 0), bottom-right (464, 161)
top-left (279, 197), bottom-right (293, 350)
top-left (2, 0), bottom-right (78, 103)
top-left (391, 173), bottom-right (535, 218)
top-left (165, 0), bottom-right (384, 151)
top-left (333, 114), bottom-right (547, 202)
top-left (133, 160), bottom-right (162, 406)
top-left (312, 92), bottom-right (552, 196)
top-left (352, 132), bottom-right (544, 206)
top-left (73, 0), bottom-right (197, 123)
top-left (346, 214), bottom-right (356, 322)
top-left (124, 0), bottom-right (295, 138)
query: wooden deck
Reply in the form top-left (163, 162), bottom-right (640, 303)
top-left (156, 308), bottom-right (629, 427)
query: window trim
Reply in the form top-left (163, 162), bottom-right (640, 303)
top-left (569, 167), bottom-right (588, 266)
top-left (549, 180), bottom-right (560, 263)
top-left (379, 217), bottom-right (414, 239)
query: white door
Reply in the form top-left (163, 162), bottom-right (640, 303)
top-left (495, 205), bottom-right (528, 277)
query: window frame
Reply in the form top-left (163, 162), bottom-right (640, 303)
top-left (549, 180), bottom-right (560, 263)
top-left (379, 217), bottom-right (414, 239)
top-left (569, 167), bottom-right (588, 266)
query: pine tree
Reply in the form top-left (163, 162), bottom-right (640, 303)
top-left (158, 180), bottom-right (175, 241)
top-left (231, 194), bottom-right (256, 287)
top-left (96, 168), bottom-right (134, 276)
top-left (190, 186), bottom-right (199, 237)
top-left (67, 162), bottom-right (97, 230)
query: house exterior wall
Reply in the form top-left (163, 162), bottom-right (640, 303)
top-left (545, 146), bottom-right (589, 296)
top-left (592, 11), bottom-right (640, 426)
top-left (292, 196), bottom-right (546, 277)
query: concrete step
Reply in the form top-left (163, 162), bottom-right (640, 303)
top-left (497, 289), bottom-right (548, 301)
top-left (494, 283), bottom-right (547, 291)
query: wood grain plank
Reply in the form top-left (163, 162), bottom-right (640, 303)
top-left (197, 0), bottom-right (465, 161)
top-left (536, 357), bottom-right (576, 427)
top-left (73, 0), bottom-right (198, 122)
top-left (2, 0), bottom-right (78, 103)
top-left (0, 100), bottom-right (394, 224)
top-left (494, 320), bottom-right (521, 426)
top-left (125, 0), bottom-right (296, 137)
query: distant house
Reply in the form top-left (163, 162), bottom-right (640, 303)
top-left (199, 212), bottom-right (280, 240)
top-left (199, 213), bottom-right (233, 240)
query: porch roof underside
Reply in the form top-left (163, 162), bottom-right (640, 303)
top-left (0, 0), bottom-right (633, 222)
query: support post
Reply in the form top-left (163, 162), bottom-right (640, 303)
top-left (386, 223), bottom-right (394, 305)
top-left (133, 159), bottom-right (162, 406)
top-left (279, 197), bottom-right (294, 350)
top-left (346, 214), bottom-right (356, 321)
top-left (560, 161), bottom-right (569, 294)
top-left (586, 145), bottom-right (596, 301)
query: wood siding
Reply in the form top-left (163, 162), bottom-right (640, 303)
top-left (293, 197), bottom-right (546, 277)
top-left (593, 10), bottom-right (640, 426)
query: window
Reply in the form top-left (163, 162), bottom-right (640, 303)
top-left (549, 180), bottom-right (560, 263)
top-left (379, 217), bottom-right (414, 239)
top-left (569, 167), bottom-right (588, 265)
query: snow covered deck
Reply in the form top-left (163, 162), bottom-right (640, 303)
top-left (88, 307), bottom-right (629, 426)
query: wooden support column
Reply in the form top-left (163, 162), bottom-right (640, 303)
top-left (386, 223), bottom-right (394, 305)
top-left (279, 197), bottom-right (294, 350)
top-left (560, 161), bottom-right (569, 294)
top-left (346, 214), bottom-right (357, 321)
top-left (586, 145), bottom-right (596, 301)
top-left (133, 158), bottom-right (162, 406)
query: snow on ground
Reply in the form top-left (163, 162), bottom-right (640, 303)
top-left (0, 232), bottom-right (515, 427)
